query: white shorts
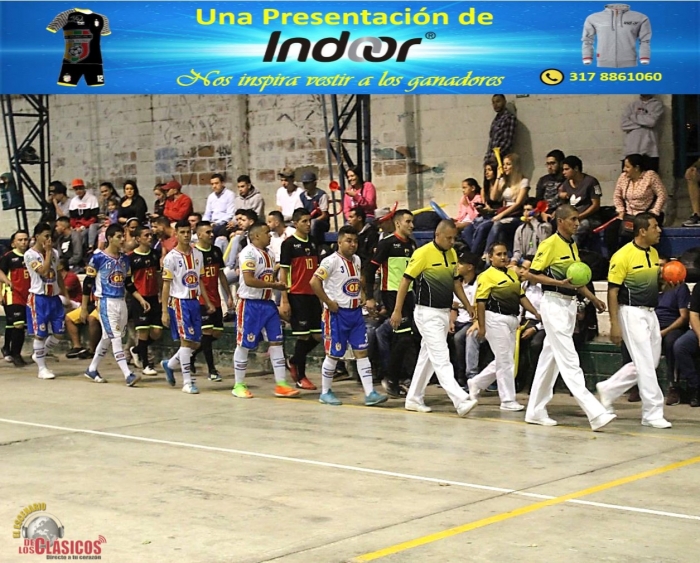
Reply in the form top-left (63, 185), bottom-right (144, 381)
top-left (97, 298), bottom-right (128, 339)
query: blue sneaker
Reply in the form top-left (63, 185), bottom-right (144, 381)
top-left (319, 390), bottom-right (342, 406)
top-left (161, 360), bottom-right (176, 387)
top-left (182, 382), bottom-right (199, 394)
top-left (365, 390), bottom-right (388, 406)
top-left (125, 373), bottom-right (141, 387)
top-left (84, 370), bottom-right (105, 383)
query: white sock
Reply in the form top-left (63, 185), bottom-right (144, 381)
top-left (45, 335), bottom-right (60, 352)
top-left (356, 357), bottom-right (375, 396)
top-left (268, 346), bottom-right (287, 384)
top-left (234, 347), bottom-right (249, 384)
top-left (167, 349), bottom-right (180, 370)
top-left (179, 347), bottom-right (193, 385)
top-left (321, 357), bottom-right (337, 394)
top-left (89, 337), bottom-right (110, 372)
top-left (33, 339), bottom-right (46, 370)
top-left (110, 337), bottom-right (132, 378)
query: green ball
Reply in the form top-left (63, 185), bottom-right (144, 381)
top-left (566, 262), bottom-right (592, 286)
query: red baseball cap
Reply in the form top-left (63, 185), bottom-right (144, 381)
top-left (71, 178), bottom-right (85, 188)
top-left (164, 180), bottom-right (181, 191)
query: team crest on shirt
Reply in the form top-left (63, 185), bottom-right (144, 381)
top-left (342, 280), bottom-right (361, 297)
top-left (65, 33), bottom-right (91, 63)
top-left (182, 271), bottom-right (199, 288)
top-left (108, 271), bottom-right (124, 285)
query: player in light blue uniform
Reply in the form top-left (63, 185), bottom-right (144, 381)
top-left (81, 224), bottom-right (150, 385)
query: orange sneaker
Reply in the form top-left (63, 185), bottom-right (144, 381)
top-left (232, 383), bottom-right (254, 399)
top-left (295, 377), bottom-right (317, 390)
top-left (274, 383), bottom-right (301, 398)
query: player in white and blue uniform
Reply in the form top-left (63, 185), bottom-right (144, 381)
top-left (25, 222), bottom-right (72, 380)
top-left (310, 226), bottom-right (387, 407)
top-left (82, 224), bottom-right (150, 386)
top-left (231, 223), bottom-right (299, 399)
top-left (160, 220), bottom-right (215, 394)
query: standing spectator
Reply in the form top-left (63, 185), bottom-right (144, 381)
top-left (152, 217), bottom-right (177, 259)
top-left (150, 183), bottom-right (167, 220)
top-left (54, 217), bottom-right (84, 272)
top-left (673, 283), bottom-right (700, 407)
top-left (234, 175), bottom-right (265, 218)
top-left (88, 182), bottom-right (118, 249)
top-left (117, 180), bottom-right (148, 225)
top-left (299, 171), bottom-right (330, 245)
top-left (535, 150), bottom-right (566, 221)
top-left (276, 167), bottom-right (303, 222)
top-left (682, 159), bottom-right (700, 227)
top-left (346, 207), bottom-right (379, 270)
top-left (484, 94), bottom-right (516, 164)
top-left (163, 180), bottom-right (193, 223)
top-left (68, 178), bottom-right (99, 250)
top-left (454, 178), bottom-right (484, 230)
top-left (266, 210), bottom-right (294, 264)
top-left (510, 197), bottom-right (552, 266)
top-left (559, 156), bottom-right (602, 247)
top-left (203, 173), bottom-right (236, 237)
top-left (621, 95), bottom-right (663, 172)
top-left (343, 166), bottom-right (377, 222)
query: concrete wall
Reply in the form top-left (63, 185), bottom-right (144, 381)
top-left (0, 94), bottom-right (680, 237)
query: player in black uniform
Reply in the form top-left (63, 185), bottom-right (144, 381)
top-left (0, 230), bottom-right (31, 366)
top-left (47, 8), bottom-right (111, 87)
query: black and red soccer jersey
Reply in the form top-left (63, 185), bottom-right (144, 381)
top-left (280, 235), bottom-right (318, 295)
top-left (196, 245), bottom-right (225, 307)
top-left (128, 249), bottom-right (160, 298)
top-left (0, 250), bottom-right (30, 306)
top-left (47, 9), bottom-right (111, 66)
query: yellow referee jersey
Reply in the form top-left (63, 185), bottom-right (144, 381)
top-left (608, 241), bottom-right (660, 307)
top-left (403, 242), bottom-right (458, 309)
top-left (530, 233), bottom-right (580, 296)
top-left (475, 266), bottom-right (524, 316)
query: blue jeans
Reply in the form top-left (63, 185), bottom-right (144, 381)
top-left (452, 321), bottom-right (481, 380)
top-left (376, 318), bottom-right (393, 371)
top-left (673, 329), bottom-right (700, 389)
top-left (461, 217), bottom-right (493, 256)
top-left (484, 217), bottom-right (522, 254)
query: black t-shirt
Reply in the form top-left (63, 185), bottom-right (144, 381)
top-left (562, 174), bottom-right (602, 218)
top-left (47, 9), bottom-right (111, 65)
top-left (536, 173), bottom-right (564, 211)
top-left (689, 284), bottom-right (700, 314)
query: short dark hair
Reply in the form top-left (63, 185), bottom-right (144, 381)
top-left (56, 216), bottom-right (70, 226)
top-left (492, 94), bottom-right (506, 101)
top-left (248, 222), bottom-right (269, 238)
top-left (338, 225), bottom-right (358, 240)
top-left (10, 229), bottom-right (29, 243)
top-left (134, 225), bottom-right (151, 238)
top-left (633, 212), bottom-right (658, 236)
top-left (393, 209), bottom-right (413, 224)
top-left (33, 222), bottom-right (52, 237)
top-left (524, 197), bottom-right (538, 208)
top-left (211, 173), bottom-right (225, 182)
top-left (241, 209), bottom-right (258, 222)
top-left (458, 250), bottom-right (480, 266)
top-left (267, 210), bottom-right (284, 223)
top-left (555, 204), bottom-right (579, 221)
top-left (154, 216), bottom-right (171, 227)
top-left (487, 241), bottom-right (508, 256)
top-left (237, 175), bottom-right (251, 184)
top-left (546, 149), bottom-right (565, 163)
top-left (188, 212), bottom-right (203, 221)
top-left (105, 223), bottom-right (124, 241)
top-left (292, 207), bottom-right (311, 223)
top-left (562, 155), bottom-right (583, 172)
top-left (348, 207), bottom-right (366, 222)
top-left (196, 220), bottom-right (212, 231)
top-left (175, 219), bottom-right (191, 230)
top-left (58, 257), bottom-right (70, 271)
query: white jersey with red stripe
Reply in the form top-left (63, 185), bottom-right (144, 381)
top-left (25, 248), bottom-right (60, 296)
top-left (237, 244), bottom-right (275, 301)
top-left (314, 252), bottom-right (362, 309)
top-left (162, 247), bottom-right (204, 300)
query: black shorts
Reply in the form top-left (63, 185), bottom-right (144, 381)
top-left (4, 304), bottom-right (26, 327)
top-left (289, 294), bottom-right (322, 335)
top-left (133, 296), bottom-right (163, 330)
top-left (201, 306), bottom-right (224, 331)
top-left (58, 63), bottom-right (105, 87)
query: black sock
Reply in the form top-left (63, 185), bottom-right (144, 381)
top-left (201, 334), bottom-right (215, 371)
top-left (137, 339), bottom-right (149, 367)
top-left (292, 339), bottom-right (308, 377)
top-left (11, 327), bottom-right (25, 357)
top-left (3, 327), bottom-right (13, 354)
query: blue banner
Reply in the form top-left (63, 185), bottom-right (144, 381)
top-left (1, 1), bottom-right (698, 94)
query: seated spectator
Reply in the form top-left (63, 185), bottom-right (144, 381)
top-left (448, 251), bottom-right (481, 387)
top-left (454, 178), bottom-right (484, 230)
top-left (234, 174), bottom-right (265, 218)
top-left (41, 181), bottom-right (71, 225)
top-left (682, 159), bottom-right (700, 227)
top-left (299, 171), bottom-right (330, 245)
top-left (515, 257), bottom-right (545, 393)
top-left (54, 217), bottom-right (84, 272)
top-left (343, 166), bottom-right (377, 222)
top-left (163, 180), bottom-right (193, 222)
top-left (57, 257), bottom-right (81, 307)
top-left (117, 180), bottom-right (148, 225)
top-left (188, 212), bottom-right (203, 243)
top-left (68, 178), bottom-right (99, 249)
top-left (559, 155), bottom-right (602, 248)
top-left (346, 207), bottom-right (379, 270)
top-left (673, 282), bottom-right (700, 407)
top-left (510, 197), bottom-right (552, 267)
top-left (276, 167), bottom-right (303, 222)
top-left (107, 197), bottom-right (120, 224)
top-left (203, 173), bottom-right (236, 237)
top-left (483, 152), bottom-right (530, 257)
top-left (150, 183), bottom-right (167, 220)
top-left (535, 149), bottom-right (565, 222)
top-left (461, 161), bottom-right (501, 256)
top-left (124, 218), bottom-right (140, 252)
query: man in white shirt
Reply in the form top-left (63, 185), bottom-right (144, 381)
top-left (266, 210), bottom-right (295, 263)
top-left (276, 167), bottom-right (303, 222)
top-left (449, 251), bottom-right (481, 387)
top-left (203, 173), bottom-right (236, 237)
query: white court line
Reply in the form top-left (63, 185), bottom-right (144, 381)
top-left (1, 417), bottom-right (699, 523)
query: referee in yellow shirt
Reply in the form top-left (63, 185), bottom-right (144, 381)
top-left (525, 205), bottom-right (616, 431)
top-left (468, 242), bottom-right (540, 411)
top-left (391, 220), bottom-right (478, 417)
top-left (596, 213), bottom-right (672, 429)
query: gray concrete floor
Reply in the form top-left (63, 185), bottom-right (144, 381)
top-left (1, 356), bottom-right (699, 563)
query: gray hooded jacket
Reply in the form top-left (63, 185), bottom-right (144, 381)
top-left (582, 4), bottom-right (651, 68)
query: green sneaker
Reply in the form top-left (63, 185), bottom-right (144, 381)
top-left (232, 383), bottom-right (254, 399)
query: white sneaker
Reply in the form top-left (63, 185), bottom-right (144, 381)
top-left (525, 416), bottom-right (558, 426)
top-left (467, 378), bottom-right (480, 402)
top-left (591, 412), bottom-right (617, 431)
top-left (130, 347), bottom-right (143, 369)
top-left (457, 399), bottom-right (478, 417)
top-left (405, 400), bottom-right (432, 413)
top-left (500, 401), bottom-right (525, 412)
top-left (596, 382), bottom-right (615, 414)
top-left (142, 365), bottom-right (157, 376)
top-left (37, 367), bottom-right (55, 380)
top-left (642, 418), bottom-right (672, 429)
top-left (182, 382), bottom-right (200, 394)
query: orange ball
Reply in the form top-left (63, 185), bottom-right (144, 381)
top-left (662, 260), bottom-right (687, 284)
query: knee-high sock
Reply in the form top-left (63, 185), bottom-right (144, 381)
top-left (4, 327), bottom-right (14, 354)
top-left (110, 337), bottom-right (132, 378)
top-left (88, 336), bottom-right (110, 372)
top-left (356, 357), bottom-right (375, 395)
top-left (201, 334), bottom-right (215, 371)
top-left (32, 339), bottom-right (47, 370)
top-left (167, 349), bottom-right (181, 370)
top-left (268, 345), bottom-right (287, 384)
top-left (45, 335), bottom-right (60, 353)
top-left (179, 347), bottom-right (193, 385)
top-left (234, 347), bottom-right (249, 384)
top-left (11, 327), bottom-right (25, 357)
top-left (136, 337), bottom-right (149, 367)
top-left (321, 357), bottom-right (338, 394)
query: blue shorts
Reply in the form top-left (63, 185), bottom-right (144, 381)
top-left (236, 299), bottom-right (283, 349)
top-left (168, 298), bottom-right (202, 343)
top-left (322, 307), bottom-right (368, 358)
top-left (26, 294), bottom-right (65, 338)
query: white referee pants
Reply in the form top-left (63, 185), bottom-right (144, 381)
top-left (597, 306), bottom-right (665, 422)
top-left (526, 293), bottom-right (608, 423)
top-left (406, 305), bottom-right (470, 408)
top-left (470, 311), bottom-right (518, 404)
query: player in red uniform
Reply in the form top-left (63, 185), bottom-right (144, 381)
top-left (191, 221), bottom-right (234, 380)
top-left (0, 230), bottom-right (31, 366)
